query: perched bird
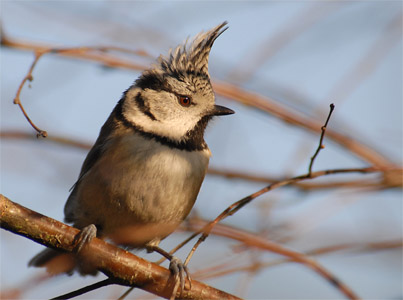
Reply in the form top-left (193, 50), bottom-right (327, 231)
top-left (29, 22), bottom-right (233, 287)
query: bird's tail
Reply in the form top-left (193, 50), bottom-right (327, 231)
top-left (28, 248), bottom-right (76, 275)
top-left (28, 248), bottom-right (60, 267)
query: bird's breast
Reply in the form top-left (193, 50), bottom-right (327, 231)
top-left (76, 133), bottom-right (210, 239)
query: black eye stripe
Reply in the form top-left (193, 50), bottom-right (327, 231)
top-left (135, 93), bottom-right (158, 121)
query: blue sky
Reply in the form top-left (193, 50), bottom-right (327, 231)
top-left (1, 1), bottom-right (402, 299)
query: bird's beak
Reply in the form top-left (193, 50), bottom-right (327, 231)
top-left (211, 105), bottom-right (235, 116)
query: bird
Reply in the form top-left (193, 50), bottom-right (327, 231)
top-left (29, 22), bottom-right (233, 290)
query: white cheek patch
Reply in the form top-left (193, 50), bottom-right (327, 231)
top-left (122, 88), bottom-right (201, 142)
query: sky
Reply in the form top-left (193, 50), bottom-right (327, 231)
top-left (1, 1), bottom-right (402, 299)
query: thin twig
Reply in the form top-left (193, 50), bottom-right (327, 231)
top-left (117, 286), bottom-right (136, 300)
top-left (50, 278), bottom-right (115, 300)
top-left (0, 130), bottom-right (92, 150)
top-left (308, 103), bottom-right (335, 175)
top-left (8, 43), bottom-right (148, 138)
top-left (13, 51), bottom-right (48, 137)
top-left (208, 168), bottom-right (383, 190)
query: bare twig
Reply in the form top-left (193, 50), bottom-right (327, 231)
top-left (0, 130), bottom-right (92, 150)
top-left (208, 168), bottom-right (384, 190)
top-left (8, 44), bottom-right (149, 138)
top-left (308, 103), bottom-right (335, 175)
top-left (13, 51), bottom-right (48, 137)
top-left (50, 278), bottom-right (115, 300)
top-left (117, 286), bottom-right (136, 300)
top-left (0, 194), bottom-right (241, 300)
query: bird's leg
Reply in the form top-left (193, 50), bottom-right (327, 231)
top-left (73, 224), bottom-right (97, 253)
top-left (146, 243), bottom-right (191, 297)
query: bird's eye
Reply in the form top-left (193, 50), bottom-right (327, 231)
top-left (178, 95), bottom-right (192, 107)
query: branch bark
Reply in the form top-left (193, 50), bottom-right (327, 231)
top-left (0, 194), bottom-right (241, 300)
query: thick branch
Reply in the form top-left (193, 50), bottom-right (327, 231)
top-left (0, 194), bottom-right (241, 300)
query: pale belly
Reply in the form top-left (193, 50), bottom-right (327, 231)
top-left (69, 134), bottom-right (210, 246)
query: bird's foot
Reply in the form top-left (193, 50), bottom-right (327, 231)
top-left (169, 256), bottom-right (192, 298)
top-left (146, 244), bottom-right (191, 299)
top-left (73, 224), bottom-right (97, 253)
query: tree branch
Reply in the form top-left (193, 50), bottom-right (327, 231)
top-left (0, 194), bottom-right (241, 300)
top-left (308, 103), bottom-right (335, 175)
top-left (13, 51), bottom-right (48, 138)
top-left (50, 278), bottom-right (115, 300)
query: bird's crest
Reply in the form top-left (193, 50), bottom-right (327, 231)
top-left (155, 22), bottom-right (228, 79)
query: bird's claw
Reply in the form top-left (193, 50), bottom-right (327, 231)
top-left (74, 224), bottom-right (97, 253)
top-left (169, 256), bottom-right (191, 297)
